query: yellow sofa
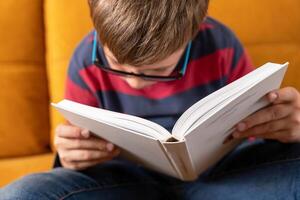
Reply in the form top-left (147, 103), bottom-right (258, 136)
top-left (0, 0), bottom-right (299, 187)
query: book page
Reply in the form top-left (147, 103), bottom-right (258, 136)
top-left (53, 100), bottom-right (171, 140)
top-left (172, 67), bottom-right (257, 138)
top-left (173, 62), bottom-right (288, 138)
top-left (172, 80), bottom-right (254, 138)
top-left (52, 103), bottom-right (178, 178)
top-left (182, 62), bottom-right (288, 175)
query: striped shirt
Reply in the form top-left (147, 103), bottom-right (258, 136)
top-left (65, 17), bottom-right (253, 132)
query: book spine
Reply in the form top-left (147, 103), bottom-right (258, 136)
top-left (161, 140), bottom-right (197, 181)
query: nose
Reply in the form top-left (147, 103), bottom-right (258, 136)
top-left (125, 77), bottom-right (146, 89)
top-left (128, 67), bottom-right (143, 74)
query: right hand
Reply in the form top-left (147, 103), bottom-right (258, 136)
top-left (54, 121), bottom-right (120, 170)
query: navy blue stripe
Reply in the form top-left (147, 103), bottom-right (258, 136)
top-left (206, 17), bottom-right (244, 71)
top-left (68, 59), bottom-right (90, 91)
top-left (190, 17), bottom-right (240, 61)
top-left (230, 37), bottom-right (244, 71)
top-left (68, 31), bottom-right (95, 90)
top-left (70, 31), bottom-right (95, 70)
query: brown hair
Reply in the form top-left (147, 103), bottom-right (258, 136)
top-left (88, 0), bottom-right (209, 66)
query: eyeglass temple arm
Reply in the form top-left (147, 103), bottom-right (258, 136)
top-left (92, 31), bottom-right (98, 62)
top-left (181, 41), bottom-right (192, 74)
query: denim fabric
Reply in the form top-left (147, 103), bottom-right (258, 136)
top-left (1, 139), bottom-right (300, 200)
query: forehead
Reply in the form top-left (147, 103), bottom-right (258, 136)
top-left (103, 45), bottom-right (185, 70)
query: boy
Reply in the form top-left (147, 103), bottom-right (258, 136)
top-left (2, 0), bottom-right (300, 199)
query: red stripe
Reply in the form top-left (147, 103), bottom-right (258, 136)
top-left (79, 48), bottom-right (235, 100)
top-left (199, 22), bottom-right (214, 31)
top-left (227, 52), bottom-right (254, 84)
top-left (65, 77), bottom-right (99, 107)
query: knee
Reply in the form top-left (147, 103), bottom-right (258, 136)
top-left (0, 172), bottom-right (57, 199)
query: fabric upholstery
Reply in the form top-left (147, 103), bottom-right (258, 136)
top-left (0, 1), bottom-right (50, 158)
top-left (44, 0), bottom-right (93, 146)
top-left (210, 0), bottom-right (300, 88)
top-left (0, 153), bottom-right (53, 186)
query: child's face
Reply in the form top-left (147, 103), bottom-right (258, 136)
top-left (103, 46), bottom-right (185, 89)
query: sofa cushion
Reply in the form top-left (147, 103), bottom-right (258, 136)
top-left (0, 1), bottom-right (50, 157)
top-left (44, 0), bottom-right (93, 147)
top-left (0, 153), bottom-right (54, 187)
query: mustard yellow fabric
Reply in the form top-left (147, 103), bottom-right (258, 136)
top-left (0, 1), bottom-right (50, 157)
top-left (0, 153), bottom-right (54, 187)
top-left (45, 0), bottom-right (93, 148)
top-left (209, 0), bottom-right (300, 89)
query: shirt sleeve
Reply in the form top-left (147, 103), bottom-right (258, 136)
top-left (64, 33), bottom-right (99, 107)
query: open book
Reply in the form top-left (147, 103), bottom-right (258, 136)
top-left (52, 62), bottom-right (288, 181)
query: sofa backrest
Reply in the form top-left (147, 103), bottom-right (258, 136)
top-left (210, 0), bottom-right (300, 88)
top-left (45, 0), bottom-right (93, 145)
top-left (0, 1), bottom-right (50, 157)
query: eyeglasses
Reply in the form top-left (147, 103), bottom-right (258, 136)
top-left (92, 31), bottom-right (191, 82)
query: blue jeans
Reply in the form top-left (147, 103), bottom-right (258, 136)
top-left (1, 139), bottom-right (300, 200)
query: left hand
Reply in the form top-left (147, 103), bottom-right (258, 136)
top-left (232, 87), bottom-right (300, 143)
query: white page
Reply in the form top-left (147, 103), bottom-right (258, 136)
top-left (184, 82), bottom-right (255, 135)
top-left (171, 84), bottom-right (241, 135)
top-left (172, 81), bottom-right (254, 139)
top-left (173, 62), bottom-right (287, 138)
top-left (184, 63), bottom-right (288, 174)
top-left (186, 63), bottom-right (287, 136)
top-left (53, 100), bottom-right (171, 140)
top-left (171, 65), bottom-right (261, 137)
top-left (52, 103), bottom-right (178, 178)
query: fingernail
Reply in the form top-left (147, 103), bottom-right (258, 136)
top-left (106, 143), bottom-right (114, 152)
top-left (269, 93), bottom-right (277, 102)
top-left (81, 129), bottom-right (90, 138)
top-left (237, 122), bottom-right (247, 132)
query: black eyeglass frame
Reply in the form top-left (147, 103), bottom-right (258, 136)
top-left (91, 31), bottom-right (192, 82)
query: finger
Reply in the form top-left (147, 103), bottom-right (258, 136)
top-left (267, 87), bottom-right (300, 105)
top-left (236, 104), bottom-right (293, 132)
top-left (233, 117), bottom-right (290, 139)
top-left (55, 137), bottom-right (112, 151)
top-left (56, 124), bottom-right (90, 139)
top-left (60, 149), bottom-right (110, 162)
top-left (255, 130), bottom-right (293, 143)
top-left (62, 157), bottom-right (112, 170)
top-left (60, 149), bottom-right (120, 163)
